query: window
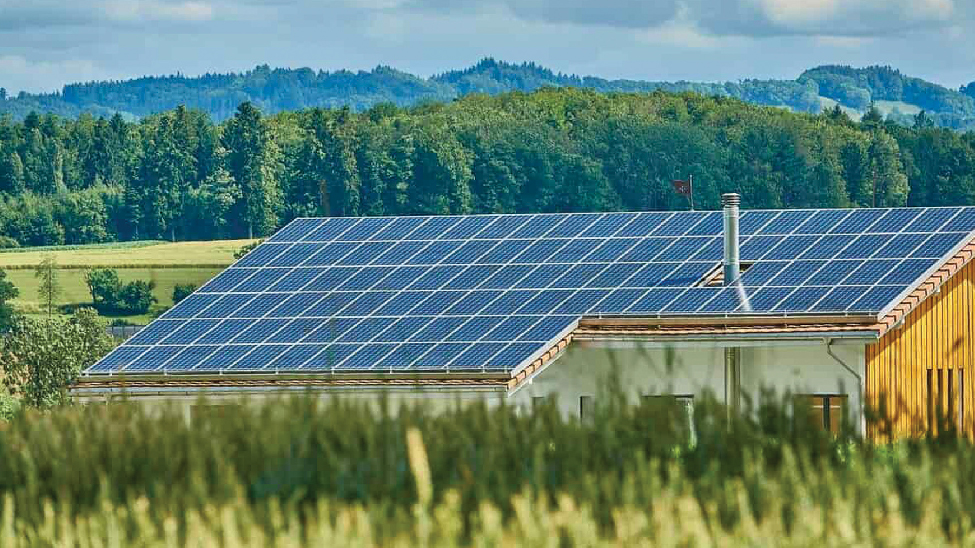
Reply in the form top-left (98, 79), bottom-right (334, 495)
top-left (644, 394), bottom-right (695, 443)
top-left (697, 263), bottom-right (754, 287)
top-left (928, 368), bottom-right (965, 431)
top-left (579, 395), bottom-right (595, 424)
top-left (531, 396), bottom-right (547, 409)
top-left (796, 395), bottom-right (847, 434)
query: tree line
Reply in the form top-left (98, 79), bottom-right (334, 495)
top-left (0, 87), bottom-right (973, 246)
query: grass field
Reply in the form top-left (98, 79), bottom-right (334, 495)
top-left (0, 239), bottom-right (255, 324)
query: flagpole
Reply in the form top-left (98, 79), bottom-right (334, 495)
top-left (689, 174), bottom-right (694, 211)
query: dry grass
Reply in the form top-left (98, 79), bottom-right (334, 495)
top-left (0, 239), bottom-right (255, 269)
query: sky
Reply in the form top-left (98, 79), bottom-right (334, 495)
top-left (1, 0), bottom-right (973, 95)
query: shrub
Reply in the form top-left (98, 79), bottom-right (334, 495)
top-left (0, 236), bottom-right (18, 249)
top-left (172, 283), bottom-right (196, 304)
top-left (234, 239), bottom-right (262, 260)
top-left (84, 268), bottom-right (157, 315)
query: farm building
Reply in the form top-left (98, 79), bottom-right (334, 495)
top-left (73, 196), bottom-right (975, 438)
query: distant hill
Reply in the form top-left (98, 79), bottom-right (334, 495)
top-left (1, 59), bottom-right (973, 128)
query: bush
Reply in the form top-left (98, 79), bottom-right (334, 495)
top-left (172, 283), bottom-right (196, 304)
top-left (84, 268), bottom-right (157, 315)
top-left (0, 236), bottom-right (18, 249)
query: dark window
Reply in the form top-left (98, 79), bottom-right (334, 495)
top-left (579, 395), bottom-right (595, 424)
top-left (644, 394), bottom-right (695, 443)
top-left (796, 394), bottom-right (847, 434)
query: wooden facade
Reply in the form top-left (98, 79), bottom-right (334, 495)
top-left (866, 257), bottom-right (975, 439)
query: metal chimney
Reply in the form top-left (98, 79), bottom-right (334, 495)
top-left (722, 193), bottom-right (741, 286)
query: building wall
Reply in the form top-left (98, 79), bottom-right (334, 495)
top-left (508, 340), bottom-right (866, 431)
top-left (867, 259), bottom-right (975, 439)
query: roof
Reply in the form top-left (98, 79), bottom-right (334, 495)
top-left (82, 207), bottom-right (975, 380)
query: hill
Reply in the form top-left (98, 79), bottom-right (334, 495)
top-left (1, 59), bottom-right (973, 129)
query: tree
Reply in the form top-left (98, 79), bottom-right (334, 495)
top-left (34, 255), bottom-right (61, 318)
top-left (172, 284), bottom-right (196, 304)
top-left (85, 268), bottom-right (156, 315)
top-left (0, 308), bottom-right (114, 409)
top-left (223, 102), bottom-right (282, 238)
top-left (0, 268), bottom-right (19, 332)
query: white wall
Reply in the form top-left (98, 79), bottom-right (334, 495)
top-left (508, 339), bottom-right (866, 431)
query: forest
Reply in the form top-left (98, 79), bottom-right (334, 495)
top-left (0, 87), bottom-right (973, 247)
top-left (2, 59), bottom-right (974, 129)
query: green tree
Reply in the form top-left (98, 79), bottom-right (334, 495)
top-left (0, 268), bottom-right (19, 332)
top-left (34, 255), bottom-right (61, 318)
top-left (223, 102), bottom-right (282, 238)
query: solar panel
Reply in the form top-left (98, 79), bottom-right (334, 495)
top-left (91, 207), bottom-right (975, 376)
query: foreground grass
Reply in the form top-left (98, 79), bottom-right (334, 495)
top-left (0, 394), bottom-right (973, 546)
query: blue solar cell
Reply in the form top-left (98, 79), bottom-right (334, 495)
top-left (548, 239), bottom-right (603, 263)
top-left (513, 239), bottom-right (568, 263)
top-left (662, 288), bottom-right (720, 313)
top-left (444, 240), bottom-right (497, 264)
top-left (474, 216), bottom-right (530, 239)
top-left (511, 214), bottom-right (567, 238)
top-left (337, 266), bottom-right (395, 290)
top-left (164, 345), bottom-right (219, 372)
top-left (515, 264), bottom-right (567, 289)
top-left (415, 343), bottom-right (468, 368)
top-left (161, 319), bottom-right (219, 344)
top-left (444, 291), bottom-right (503, 315)
top-left (880, 259), bottom-right (933, 285)
top-left (588, 264), bottom-right (641, 288)
top-left (235, 243), bottom-right (289, 267)
top-left (408, 240), bottom-right (464, 264)
top-left (594, 288), bottom-right (649, 313)
top-left (747, 287), bottom-right (793, 311)
top-left (545, 214), bottom-right (601, 238)
top-left (226, 345), bottom-right (289, 371)
top-left (268, 243), bottom-right (327, 267)
top-left (199, 268), bottom-right (254, 292)
top-left (518, 290), bottom-right (575, 314)
top-left (302, 267), bottom-right (359, 291)
top-left (269, 268), bottom-right (327, 292)
top-left (689, 238), bottom-right (723, 261)
top-left (303, 318), bottom-right (361, 343)
top-left (234, 269), bottom-right (287, 292)
top-left (127, 320), bottom-right (186, 345)
top-left (301, 292), bottom-right (359, 316)
top-left (378, 343), bottom-right (434, 369)
top-left (198, 294), bottom-right (255, 318)
top-left (686, 212), bottom-right (723, 236)
top-left (739, 263), bottom-right (787, 286)
top-left (337, 318), bottom-right (396, 342)
top-left (267, 292), bottom-right (326, 318)
top-left (844, 260), bottom-right (901, 285)
top-left (740, 235), bottom-right (783, 261)
top-left (235, 293), bottom-right (291, 318)
top-left (812, 286), bottom-right (870, 312)
top-left (698, 287), bottom-right (752, 313)
top-left (371, 216), bottom-right (428, 240)
top-left (305, 344), bottom-right (361, 370)
top-left (904, 208), bottom-right (961, 232)
top-left (872, 233), bottom-right (930, 259)
top-left (616, 212), bottom-right (672, 237)
top-left (775, 287), bottom-right (830, 312)
top-left (763, 236), bottom-right (819, 260)
top-left (585, 239), bottom-right (639, 262)
top-left (408, 265), bottom-right (465, 290)
top-left (376, 317), bottom-right (435, 342)
top-left (305, 217), bottom-right (360, 241)
top-left (412, 291), bottom-right (465, 315)
top-left (267, 219), bottom-right (326, 242)
top-left (476, 240), bottom-right (530, 264)
top-left (451, 343), bottom-right (509, 368)
top-left (850, 286), bottom-right (904, 312)
top-left (793, 209), bottom-right (850, 234)
top-left (268, 345), bottom-right (325, 369)
top-left (579, 213), bottom-right (638, 237)
top-left (480, 265), bottom-right (534, 289)
top-left (830, 209), bottom-right (885, 234)
top-left (519, 316), bottom-right (575, 341)
top-left (620, 238), bottom-right (672, 262)
top-left (482, 290), bottom-right (539, 315)
top-left (799, 235), bottom-right (855, 259)
top-left (911, 233), bottom-right (965, 258)
top-left (943, 208), bottom-right (975, 232)
top-left (837, 235), bottom-right (888, 259)
top-left (628, 288), bottom-right (684, 313)
top-left (196, 345), bottom-right (254, 370)
top-left (196, 319), bottom-right (254, 344)
top-left (373, 266), bottom-right (430, 290)
top-left (652, 212), bottom-right (707, 236)
top-left (767, 261), bottom-right (826, 286)
top-left (447, 316), bottom-right (505, 341)
top-left (759, 210), bottom-right (812, 235)
top-left (338, 241), bottom-right (394, 265)
top-left (231, 318), bottom-right (291, 343)
top-left (625, 263), bottom-right (680, 287)
top-left (490, 343), bottom-right (541, 368)
top-left (265, 318), bottom-right (321, 343)
top-left (335, 344), bottom-right (396, 369)
top-left (336, 217), bottom-right (394, 241)
top-left (445, 265), bottom-right (501, 289)
top-left (551, 263), bottom-right (609, 289)
top-left (375, 291), bottom-right (428, 316)
top-left (124, 345), bottom-right (184, 372)
top-left (485, 316), bottom-right (542, 340)
top-left (739, 211), bottom-right (778, 235)
top-left (341, 291), bottom-right (397, 316)
top-left (90, 346), bottom-right (147, 372)
top-left (868, 208), bottom-right (924, 233)
top-left (806, 261), bottom-right (858, 286)
top-left (656, 237), bottom-right (714, 262)
top-left (373, 241), bottom-right (428, 265)
top-left (406, 217), bottom-right (462, 240)
top-left (659, 263), bottom-right (713, 287)
top-left (441, 216), bottom-right (499, 239)
top-left (553, 290), bottom-right (610, 314)
top-left (304, 242), bottom-right (359, 266)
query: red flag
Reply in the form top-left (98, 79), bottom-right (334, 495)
top-left (672, 179), bottom-right (691, 196)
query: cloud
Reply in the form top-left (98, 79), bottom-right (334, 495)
top-left (0, 55), bottom-right (112, 94)
top-left (0, 0), bottom-right (214, 30)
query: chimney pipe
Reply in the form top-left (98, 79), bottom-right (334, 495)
top-left (722, 193), bottom-right (741, 286)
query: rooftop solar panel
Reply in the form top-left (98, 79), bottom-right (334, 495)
top-left (90, 207), bottom-right (975, 376)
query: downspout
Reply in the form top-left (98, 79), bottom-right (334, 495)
top-left (825, 338), bottom-right (864, 435)
top-left (722, 193), bottom-right (741, 420)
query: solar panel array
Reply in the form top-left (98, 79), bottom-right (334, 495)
top-left (87, 207), bottom-right (975, 376)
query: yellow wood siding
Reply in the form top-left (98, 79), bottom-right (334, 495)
top-left (867, 259), bottom-right (975, 439)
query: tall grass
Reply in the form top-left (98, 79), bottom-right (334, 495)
top-left (0, 390), bottom-right (972, 545)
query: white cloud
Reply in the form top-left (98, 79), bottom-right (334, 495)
top-left (0, 55), bottom-right (111, 93)
top-left (101, 1), bottom-right (215, 23)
